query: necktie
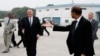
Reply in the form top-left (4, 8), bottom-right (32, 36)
top-left (29, 18), bottom-right (32, 26)
top-left (7, 18), bottom-right (10, 25)
top-left (72, 21), bottom-right (77, 35)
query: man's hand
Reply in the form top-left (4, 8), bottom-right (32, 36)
top-left (42, 22), bottom-right (53, 27)
top-left (22, 29), bottom-right (25, 34)
top-left (37, 34), bottom-right (40, 40)
top-left (9, 31), bottom-right (13, 33)
top-left (6, 30), bottom-right (12, 34)
top-left (81, 54), bottom-right (86, 56)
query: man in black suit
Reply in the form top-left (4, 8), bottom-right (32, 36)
top-left (11, 32), bottom-right (17, 47)
top-left (40, 18), bottom-right (50, 36)
top-left (0, 22), bottom-right (2, 27)
top-left (43, 6), bottom-right (94, 56)
top-left (21, 9), bottom-right (41, 56)
top-left (16, 18), bottom-right (26, 48)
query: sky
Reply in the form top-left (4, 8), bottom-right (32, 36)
top-left (0, 0), bottom-right (100, 11)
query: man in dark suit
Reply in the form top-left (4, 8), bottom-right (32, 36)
top-left (21, 9), bottom-right (41, 56)
top-left (11, 33), bottom-right (17, 47)
top-left (88, 12), bottom-right (99, 44)
top-left (16, 18), bottom-right (26, 48)
top-left (43, 6), bottom-right (94, 56)
top-left (40, 18), bottom-right (50, 36)
top-left (0, 22), bottom-right (2, 27)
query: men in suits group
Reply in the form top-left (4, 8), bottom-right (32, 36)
top-left (2, 6), bottom-right (97, 56)
top-left (21, 9), bottom-right (41, 56)
top-left (88, 12), bottom-right (99, 44)
top-left (3, 12), bottom-right (16, 53)
top-left (43, 6), bottom-right (95, 56)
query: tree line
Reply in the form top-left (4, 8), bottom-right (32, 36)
top-left (0, 6), bottom-right (35, 19)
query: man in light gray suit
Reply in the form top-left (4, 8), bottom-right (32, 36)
top-left (3, 12), bottom-right (16, 53)
top-left (88, 12), bottom-right (99, 44)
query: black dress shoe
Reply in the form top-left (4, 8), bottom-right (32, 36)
top-left (9, 45), bottom-right (12, 48)
top-left (48, 34), bottom-right (50, 36)
top-left (15, 45), bottom-right (20, 48)
top-left (17, 46), bottom-right (20, 48)
top-left (2, 50), bottom-right (9, 53)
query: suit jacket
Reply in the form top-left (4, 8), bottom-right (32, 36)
top-left (53, 16), bottom-right (94, 55)
top-left (0, 22), bottom-right (2, 27)
top-left (4, 17), bottom-right (16, 34)
top-left (21, 16), bottom-right (41, 42)
top-left (90, 19), bottom-right (99, 40)
top-left (18, 18), bottom-right (23, 36)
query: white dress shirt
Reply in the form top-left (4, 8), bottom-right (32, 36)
top-left (28, 16), bottom-right (33, 26)
top-left (89, 19), bottom-right (93, 22)
top-left (75, 16), bottom-right (82, 29)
